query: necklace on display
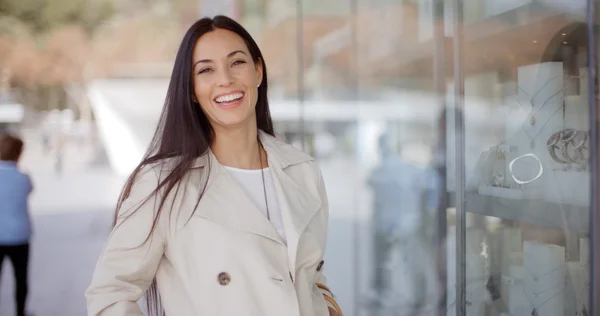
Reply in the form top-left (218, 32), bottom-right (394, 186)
top-left (524, 264), bottom-right (565, 282)
top-left (581, 304), bottom-right (589, 316)
top-left (522, 278), bottom-right (565, 299)
top-left (575, 266), bottom-right (590, 316)
top-left (519, 282), bottom-right (567, 316)
top-left (517, 75), bottom-right (561, 126)
top-left (517, 88), bottom-right (562, 127)
top-left (521, 102), bottom-right (564, 149)
top-left (522, 262), bottom-right (566, 297)
top-left (258, 139), bottom-right (270, 221)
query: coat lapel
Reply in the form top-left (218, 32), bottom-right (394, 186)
top-left (186, 151), bottom-right (285, 245)
top-left (185, 132), bottom-right (322, 276)
top-left (260, 132), bottom-right (321, 278)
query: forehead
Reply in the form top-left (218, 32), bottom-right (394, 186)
top-left (193, 28), bottom-right (249, 59)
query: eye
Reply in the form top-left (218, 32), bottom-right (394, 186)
top-left (198, 68), bottom-right (212, 75)
top-left (232, 59), bottom-right (246, 66)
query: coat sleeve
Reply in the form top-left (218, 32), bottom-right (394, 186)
top-left (86, 166), bottom-right (166, 316)
top-left (313, 166), bottom-right (343, 315)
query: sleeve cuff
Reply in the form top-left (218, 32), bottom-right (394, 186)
top-left (316, 283), bottom-right (334, 297)
top-left (322, 294), bottom-right (343, 315)
top-left (317, 283), bottom-right (342, 315)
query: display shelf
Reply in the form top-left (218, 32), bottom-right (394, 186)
top-left (465, 191), bottom-right (589, 235)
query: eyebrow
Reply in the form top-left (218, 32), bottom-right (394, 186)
top-left (193, 50), bottom-right (247, 68)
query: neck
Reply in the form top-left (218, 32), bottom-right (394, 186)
top-left (211, 125), bottom-right (265, 170)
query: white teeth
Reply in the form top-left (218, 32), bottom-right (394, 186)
top-left (215, 93), bottom-right (243, 103)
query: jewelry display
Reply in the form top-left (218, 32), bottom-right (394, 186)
top-left (517, 76), bottom-right (562, 127)
top-left (569, 131), bottom-right (589, 163)
top-left (520, 101), bottom-right (564, 149)
top-left (504, 264), bottom-right (568, 316)
top-left (547, 129), bottom-right (590, 165)
top-left (509, 153), bottom-right (544, 185)
top-left (522, 283), bottom-right (567, 316)
top-left (468, 61), bottom-right (591, 315)
top-left (495, 144), bottom-right (508, 160)
top-left (490, 143), bottom-right (508, 187)
top-left (547, 129), bottom-right (572, 164)
top-left (491, 168), bottom-right (505, 187)
top-left (522, 242), bottom-right (565, 316)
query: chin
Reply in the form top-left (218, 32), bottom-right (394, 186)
top-left (212, 112), bottom-right (253, 129)
top-left (206, 100), bottom-right (256, 129)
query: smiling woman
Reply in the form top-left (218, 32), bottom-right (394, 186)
top-left (85, 15), bottom-right (342, 316)
top-left (192, 30), bottom-right (263, 130)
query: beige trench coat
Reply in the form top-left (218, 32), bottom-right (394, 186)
top-left (85, 132), bottom-right (336, 316)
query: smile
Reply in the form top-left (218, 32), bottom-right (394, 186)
top-left (214, 92), bottom-right (244, 104)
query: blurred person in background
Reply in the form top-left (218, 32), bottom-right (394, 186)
top-left (368, 133), bottom-right (440, 315)
top-left (86, 15), bottom-right (342, 316)
top-left (368, 134), bottom-right (400, 298)
top-left (0, 133), bottom-right (34, 316)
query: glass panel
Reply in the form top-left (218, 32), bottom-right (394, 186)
top-left (458, 0), bottom-right (591, 315)
top-left (352, 1), bottom-right (448, 316)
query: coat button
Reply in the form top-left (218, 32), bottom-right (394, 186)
top-left (218, 272), bottom-right (231, 286)
top-left (316, 260), bottom-right (325, 272)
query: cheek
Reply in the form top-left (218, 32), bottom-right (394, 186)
top-left (194, 82), bottom-right (211, 102)
top-left (236, 67), bottom-right (258, 85)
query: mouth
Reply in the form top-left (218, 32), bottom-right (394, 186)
top-left (213, 92), bottom-right (244, 109)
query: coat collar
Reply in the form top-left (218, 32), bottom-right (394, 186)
top-left (183, 131), bottom-right (321, 275)
top-left (189, 130), bottom-right (313, 170)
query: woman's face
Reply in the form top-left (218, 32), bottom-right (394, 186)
top-left (192, 28), bottom-right (263, 131)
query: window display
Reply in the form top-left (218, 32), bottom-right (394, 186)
top-left (476, 62), bottom-right (590, 207)
top-left (455, 3), bottom-right (592, 316)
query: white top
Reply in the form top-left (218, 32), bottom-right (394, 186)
top-left (224, 166), bottom-right (287, 245)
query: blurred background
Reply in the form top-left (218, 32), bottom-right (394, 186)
top-left (1, 0), bottom-right (599, 315)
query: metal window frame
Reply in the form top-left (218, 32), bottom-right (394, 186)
top-left (451, 0), bottom-right (467, 314)
top-left (587, 0), bottom-right (600, 314)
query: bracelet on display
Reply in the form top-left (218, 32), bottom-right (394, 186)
top-left (561, 129), bottom-right (578, 164)
top-left (568, 131), bottom-right (589, 164)
top-left (494, 142), bottom-right (508, 160)
top-left (546, 129), bottom-right (589, 165)
top-left (491, 168), bottom-right (505, 187)
top-left (509, 153), bottom-right (544, 185)
top-left (546, 132), bottom-right (568, 164)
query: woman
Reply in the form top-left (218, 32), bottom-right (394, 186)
top-left (86, 15), bottom-right (342, 316)
top-left (0, 134), bottom-right (33, 316)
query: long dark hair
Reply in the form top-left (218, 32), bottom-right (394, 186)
top-left (114, 15), bottom-right (274, 315)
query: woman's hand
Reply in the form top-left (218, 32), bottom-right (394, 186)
top-left (328, 307), bottom-right (338, 316)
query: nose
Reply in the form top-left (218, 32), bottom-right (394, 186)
top-left (216, 67), bottom-right (234, 87)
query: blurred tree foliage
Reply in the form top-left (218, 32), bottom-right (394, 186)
top-left (0, 0), bottom-right (116, 113)
top-left (0, 0), bottom-right (115, 35)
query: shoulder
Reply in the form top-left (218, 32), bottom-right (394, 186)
top-left (135, 155), bottom-right (194, 181)
top-left (125, 157), bottom-right (180, 199)
top-left (261, 132), bottom-right (315, 168)
top-left (262, 133), bottom-right (323, 185)
top-left (15, 169), bottom-right (31, 181)
top-left (128, 155), bottom-right (206, 200)
top-left (0, 167), bottom-right (30, 184)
